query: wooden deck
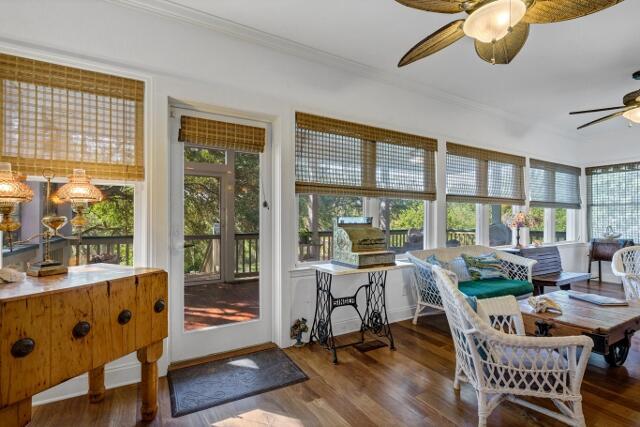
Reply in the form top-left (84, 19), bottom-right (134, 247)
top-left (184, 280), bottom-right (259, 330)
top-left (32, 280), bottom-right (640, 426)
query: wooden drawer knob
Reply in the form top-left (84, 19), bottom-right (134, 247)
top-left (118, 309), bottom-right (132, 325)
top-left (11, 338), bottom-right (35, 358)
top-left (72, 321), bottom-right (91, 338)
top-left (154, 298), bottom-right (166, 313)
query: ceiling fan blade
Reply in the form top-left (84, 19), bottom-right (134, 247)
top-left (570, 106), bottom-right (627, 115)
top-left (523, 0), bottom-right (624, 24)
top-left (474, 22), bottom-right (529, 64)
top-left (398, 19), bottom-right (465, 67)
top-left (394, 0), bottom-right (466, 13)
top-left (577, 110), bottom-right (625, 130)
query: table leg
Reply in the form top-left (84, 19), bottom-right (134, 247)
top-left (88, 366), bottom-right (105, 403)
top-left (137, 340), bottom-right (163, 421)
top-left (365, 271), bottom-right (395, 350)
top-left (0, 398), bottom-right (31, 427)
top-left (309, 270), bottom-right (338, 363)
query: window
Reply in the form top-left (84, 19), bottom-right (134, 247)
top-left (298, 194), bottom-right (363, 261)
top-left (447, 202), bottom-right (476, 247)
top-left (446, 143), bottom-right (525, 205)
top-left (295, 112), bottom-right (437, 199)
top-left (488, 204), bottom-right (513, 247)
top-left (295, 113), bottom-right (436, 262)
top-left (378, 198), bottom-right (425, 253)
top-left (528, 207), bottom-right (545, 244)
top-left (587, 162), bottom-right (640, 242)
top-left (3, 181), bottom-right (134, 272)
top-left (0, 53), bottom-right (144, 180)
top-left (555, 208), bottom-right (568, 242)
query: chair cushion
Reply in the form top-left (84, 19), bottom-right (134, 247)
top-left (458, 279), bottom-right (533, 299)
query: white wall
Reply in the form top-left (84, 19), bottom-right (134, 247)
top-left (0, 0), bottom-right (611, 404)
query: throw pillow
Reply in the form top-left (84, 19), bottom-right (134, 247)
top-left (461, 253), bottom-right (507, 281)
top-left (425, 254), bottom-right (443, 267)
top-left (446, 256), bottom-right (473, 282)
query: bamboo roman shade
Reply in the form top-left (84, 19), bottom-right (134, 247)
top-left (0, 53), bottom-right (144, 180)
top-left (446, 142), bottom-right (525, 205)
top-left (587, 162), bottom-right (640, 241)
top-left (178, 116), bottom-right (265, 153)
top-left (295, 112), bottom-right (437, 200)
top-left (529, 159), bottom-right (581, 209)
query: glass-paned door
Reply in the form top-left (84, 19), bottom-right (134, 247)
top-left (170, 108), bottom-right (271, 362)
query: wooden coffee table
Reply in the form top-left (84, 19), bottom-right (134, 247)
top-left (519, 291), bottom-right (640, 367)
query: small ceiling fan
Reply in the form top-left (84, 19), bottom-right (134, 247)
top-left (395, 0), bottom-right (624, 66)
top-left (570, 71), bottom-right (640, 130)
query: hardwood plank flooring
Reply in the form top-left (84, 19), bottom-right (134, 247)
top-left (32, 280), bottom-right (640, 426)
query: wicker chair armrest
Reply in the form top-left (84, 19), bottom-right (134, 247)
top-left (485, 330), bottom-right (594, 351)
top-left (477, 296), bottom-right (526, 335)
top-left (495, 251), bottom-right (536, 282)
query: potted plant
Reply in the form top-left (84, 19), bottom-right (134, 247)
top-left (290, 318), bottom-right (309, 347)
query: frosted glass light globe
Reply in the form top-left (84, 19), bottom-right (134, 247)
top-left (463, 0), bottom-right (527, 43)
top-left (623, 107), bottom-right (640, 124)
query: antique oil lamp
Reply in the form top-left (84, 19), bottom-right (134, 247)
top-left (0, 162), bottom-right (33, 250)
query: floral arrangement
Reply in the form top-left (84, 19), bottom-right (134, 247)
top-left (502, 211), bottom-right (538, 230)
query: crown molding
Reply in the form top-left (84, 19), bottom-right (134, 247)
top-left (106, 0), bottom-right (580, 142)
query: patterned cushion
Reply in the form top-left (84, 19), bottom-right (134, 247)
top-left (447, 256), bottom-right (472, 282)
top-left (462, 253), bottom-right (507, 281)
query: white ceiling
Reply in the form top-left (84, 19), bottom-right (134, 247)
top-left (159, 0), bottom-right (640, 138)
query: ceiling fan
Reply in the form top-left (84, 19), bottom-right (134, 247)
top-left (395, 0), bottom-right (624, 66)
top-left (570, 70), bottom-right (640, 130)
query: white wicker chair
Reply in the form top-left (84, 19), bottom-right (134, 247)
top-left (407, 245), bottom-right (536, 324)
top-left (432, 265), bottom-right (593, 427)
top-left (612, 245), bottom-right (640, 301)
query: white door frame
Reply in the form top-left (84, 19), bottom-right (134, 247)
top-left (169, 106), bottom-right (273, 362)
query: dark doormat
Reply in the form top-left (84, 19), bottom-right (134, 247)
top-left (167, 348), bottom-right (308, 417)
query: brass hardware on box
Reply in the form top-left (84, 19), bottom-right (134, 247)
top-left (118, 309), bottom-right (132, 325)
top-left (11, 337), bottom-right (35, 358)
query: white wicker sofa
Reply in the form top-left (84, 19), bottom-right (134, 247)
top-left (407, 245), bottom-right (536, 324)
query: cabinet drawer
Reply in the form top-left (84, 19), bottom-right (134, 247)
top-left (0, 295), bottom-right (51, 406)
top-left (136, 272), bottom-right (168, 347)
top-left (50, 288), bottom-right (93, 384)
top-left (107, 277), bottom-right (137, 359)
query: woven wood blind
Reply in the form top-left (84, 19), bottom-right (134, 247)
top-left (586, 161), bottom-right (640, 241)
top-left (178, 116), bottom-right (265, 153)
top-left (446, 142), bottom-right (525, 205)
top-left (529, 159), bottom-right (581, 209)
top-left (295, 112), bottom-right (437, 200)
top-left (0, 53), bottom-right (144, 180)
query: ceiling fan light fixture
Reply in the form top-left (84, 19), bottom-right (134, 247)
top-left (623, 107), bottom-right (640, 124)
top-left (463, 0), bottom-right (527, 43)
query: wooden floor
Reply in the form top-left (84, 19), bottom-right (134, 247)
top-left (33, 280), bottom-right (640, 426)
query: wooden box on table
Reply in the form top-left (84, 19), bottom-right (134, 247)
top-left (0, 264), bottom-right (168, 427)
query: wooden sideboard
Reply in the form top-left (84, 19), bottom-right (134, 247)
top-left (0, 264), bottom-right (168, 427)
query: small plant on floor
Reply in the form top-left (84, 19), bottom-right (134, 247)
top-left (290, 318), bottom-right (309, 347)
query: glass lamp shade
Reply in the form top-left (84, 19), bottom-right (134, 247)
top-left (55, 169), bottom-right (103, 204)
top-left (0, 162), bottom-right (33, 206)
top-left (463, 0), bottom-right (527, 43)
top-left (623, 107), bottom-right (640, 124)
